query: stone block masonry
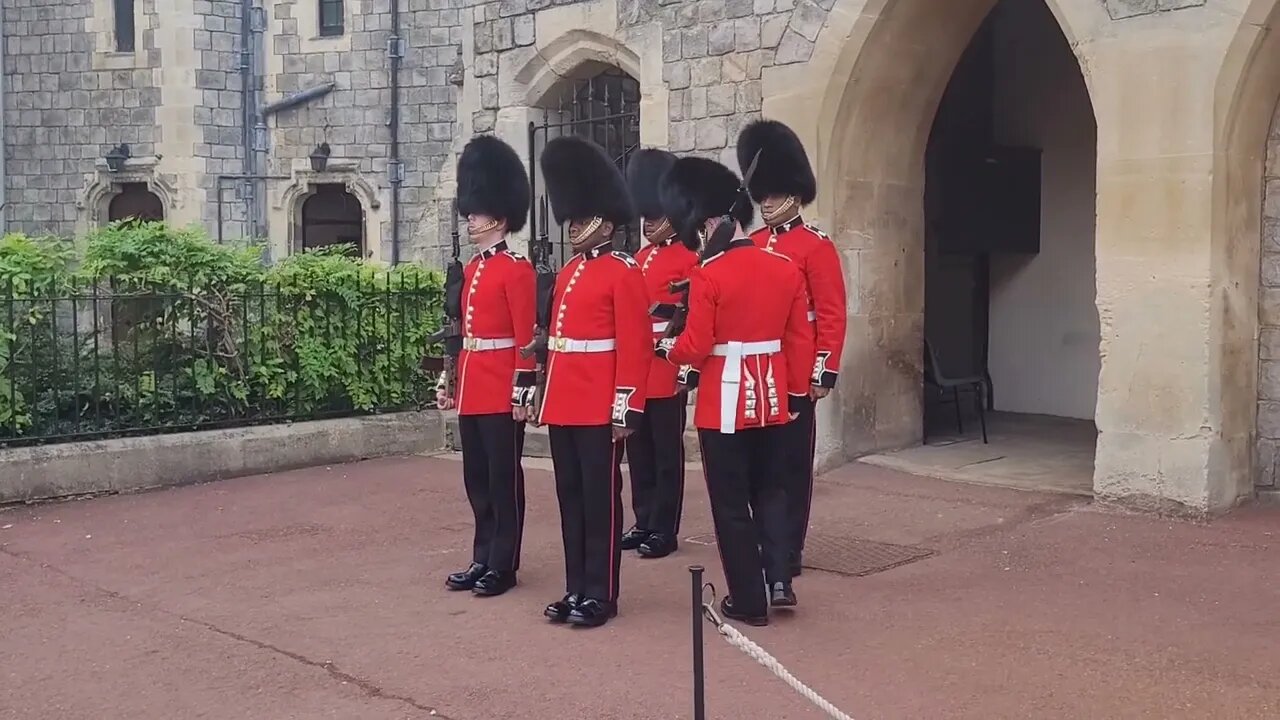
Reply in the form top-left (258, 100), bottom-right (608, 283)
top-left (1256, 127), bottom-right (1280, 489)
top-left (0, 0), bottom-right (468, 264)
top-left (265, 0), bottom-right (467, 264)
top-left (194, 0), bottom-right (250, 242)
top-left (2, 0), bottom-right (162, 236)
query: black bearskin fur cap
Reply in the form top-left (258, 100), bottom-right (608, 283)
top-left (736, 119), bottom-right (817, 205)
top-left (540, 136), bottom-right (635, 227)
top-left (625, 148), bottom-right (677, 221)
top-left (658, 157), bottom-right (755, 251)
top-left (457, 135), bottom-right (531, 234)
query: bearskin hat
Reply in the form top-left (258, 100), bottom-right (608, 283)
top-left (540, 136), bottom-right (634, 227)
top-left (456, 135), bottom-right (531, 234)
top-left (658, 156), bottom-right (755, 252)
top-left (736, 119), bottom-right (817, 205)
top-left (625, 148), bottom-right (677, 221)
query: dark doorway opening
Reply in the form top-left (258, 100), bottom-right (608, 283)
top-left (300, 184), bottom-right (365, 256)
top-left (908, 0), bottom-right (1099, 495)
top-left (107, 183), bottom-right (164, 224)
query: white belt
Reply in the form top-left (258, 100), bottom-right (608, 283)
top-left (463, 336), bottom-right (516, 351)
top-left (652, 321), bottom-right (669, 333)
top-left (806, 310), bottom-right (816, 321)
top-left (710, 339), bottom-right (782, 434)
top-left (550, 336), bottom-right (617, 353)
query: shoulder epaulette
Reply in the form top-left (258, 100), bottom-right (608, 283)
top-left (503, 249), bottom-right (528, 262)
top-left (610, 251), bottom-right (639, 268)
top-left (803, 223), bottom-right (831, 241)
top-left (762, 247), bottom-right (793, 262)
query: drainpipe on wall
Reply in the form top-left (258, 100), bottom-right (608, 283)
top-left (238, 0), bottom-right (256, 238)
top-left (388, 0), bottom-right (404, 264)
top-left (0, 3), bottom-right (7, 232)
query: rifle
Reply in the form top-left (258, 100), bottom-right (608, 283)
top-left (649, 150), bottom-right (763, 388)
top-left (518, 196), bottom-right (557, 425)
top-left (423, 199), bottom-right (465, 404)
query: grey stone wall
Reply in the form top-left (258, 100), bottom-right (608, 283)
top-left (1257, 114), bottom-right (1280, 489)
top-left (469, 0), bottom-right (829, 187)
top-left (263, 0), bottom-right (466, 262)
top-left (195, 0), bottom-right (249, 241)
top-left (2, 0), bottom-right (162, 236)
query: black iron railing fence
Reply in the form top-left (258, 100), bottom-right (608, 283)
top-left (1, 273), bottom-right (442, 447)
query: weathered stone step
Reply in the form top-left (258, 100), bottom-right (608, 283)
top-left (444, 412), bottom-right (701, 461)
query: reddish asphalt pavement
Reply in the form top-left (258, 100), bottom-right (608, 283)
top-left (2, 454), bottom-right (1278, 719)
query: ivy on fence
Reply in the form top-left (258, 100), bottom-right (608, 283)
top-left (0, 222), bottom-right (444, 446)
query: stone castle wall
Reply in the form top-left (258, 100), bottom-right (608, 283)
top-left (2, 0), bottom-right (163, 235)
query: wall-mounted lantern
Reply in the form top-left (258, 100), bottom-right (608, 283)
top-left (104, 144), bottom-right (131, 173)
top-left (309, 143), bottom-right (331, 173)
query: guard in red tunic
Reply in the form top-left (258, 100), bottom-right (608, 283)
top-left (655, 156), bottom-right (814, 626)
top-left (738, 119), bottom-right (848, 579)
top-left (438, 135), bottom-right (536, 597)
top-left (618, 148), bottom-right (698, 560)
top-left (535, 136), bottom-right (651, 628)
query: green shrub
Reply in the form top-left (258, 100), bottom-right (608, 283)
top-left (0, 233), bottom-right (75, 431)
top-left (0, 224), bottom-right (443, 444)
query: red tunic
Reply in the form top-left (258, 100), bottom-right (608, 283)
top-left (661, 240), bottom-right (813, 433)
top-left (635, 238), bottom-right (699, 399)
top-left (537, 242), bottom-right (652, 428)
top-left (749, 217), bottom-right (847, 388)
top-left (454, 241), bottom-right (537, 416)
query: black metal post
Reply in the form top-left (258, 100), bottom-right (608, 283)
top-left (690, 565), bottom-right (706, 720)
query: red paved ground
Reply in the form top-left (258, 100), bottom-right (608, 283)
top-left (1, 454), bottom-right (1278, 720)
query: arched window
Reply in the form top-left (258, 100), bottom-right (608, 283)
top-left (530, 66), bottom-right (641, 263)
top-left (299, 184), bottom-right (365, 256)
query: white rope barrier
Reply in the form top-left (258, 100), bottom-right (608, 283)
top-left (702, 596), bottom-right (858, 720)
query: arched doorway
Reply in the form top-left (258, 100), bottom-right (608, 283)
top-left (528, 65), bottom-right (641, 264)
top-left (824, 0), bottom-right (1099, 495)
top-left (298, 184), bottom-right (365, 256)
top-left (107, 183), bottom-right (164, 224)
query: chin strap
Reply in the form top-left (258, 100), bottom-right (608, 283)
top-left (570, 216), bottom-right (604, 244)
top-left (469, 218), bottom-right (501, 235)
top-left (763, 197), bottom-right (798, 227)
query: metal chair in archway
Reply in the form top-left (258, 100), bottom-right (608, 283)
top-left (923, 338), bottom-right (989, 444)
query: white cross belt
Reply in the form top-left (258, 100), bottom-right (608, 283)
top-left (550, 336), bottom-right (617, 353)
top-left (710, 339), bottom-right (782, 434)
top-left (463, 336), bottom-right (517, 351)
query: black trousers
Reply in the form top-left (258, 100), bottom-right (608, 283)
top-left (548, 425), bottom-right (624, 603)
top-left (780, 396), bottom-right (817, 562)
top-left (698, 425), bottom-right (790, 618)
top-left (625, 394), bottom-right (687, 535)
top-left (457, 413), bottom-right (527, 572)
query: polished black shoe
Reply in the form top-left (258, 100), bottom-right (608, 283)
top-left (620, 526), bottom-right (652, 551)
top-left (769, 581), bottom-right (797, 608)
top-left (472, 569), bottom-right (517, 597)
top-left (637, 533), bottom-right (678, 558)
top-left (567, 598), bottom-right (617, 628)
top-left (544, 593), bottom-right (581, 622)
top-left (720, 596), bottom-right (768, 627)
top-left (445, 562), bottom-right (488, 591)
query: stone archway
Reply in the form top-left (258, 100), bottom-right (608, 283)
top-left (293, 183), bottom-right (367, 256)
top-left (807, 0), bottom-right (1100, 464)
top-left (107, 183), bottom-right (165, 224)
top-left (1219, 0), bottom-right (1280, 497)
